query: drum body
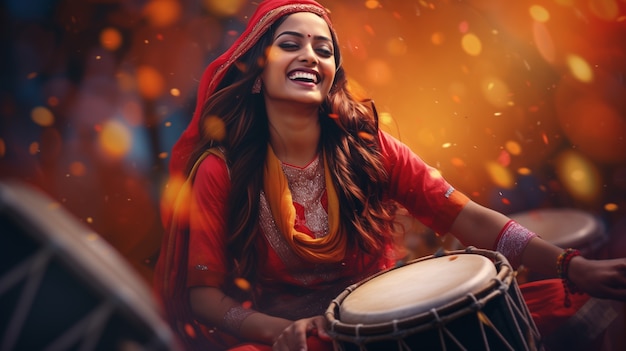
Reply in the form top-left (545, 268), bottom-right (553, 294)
top-left (325, 248), bottom-right (541, 351)
top-left (0, 181), bottom-right (180, 351)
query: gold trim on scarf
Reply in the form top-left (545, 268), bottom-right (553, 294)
top-left (263, 144), bottom-right (346, 263)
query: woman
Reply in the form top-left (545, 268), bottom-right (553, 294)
top-left (153, 1), bottom-right (626, 350)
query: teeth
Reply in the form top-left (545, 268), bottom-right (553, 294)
top-left (288, 71), bottom-right (317, 83)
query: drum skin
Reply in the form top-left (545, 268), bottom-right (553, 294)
top-left (339, 255), bottom-right (496, 324)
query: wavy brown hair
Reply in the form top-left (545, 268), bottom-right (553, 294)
top-left (187, 14), bottom-right (395, 282)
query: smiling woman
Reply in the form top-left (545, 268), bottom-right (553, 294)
top-left (152, 1), bottom-right (626, 351)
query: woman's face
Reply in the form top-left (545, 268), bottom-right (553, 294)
top-left (261, 12), bottom-right (336, 107)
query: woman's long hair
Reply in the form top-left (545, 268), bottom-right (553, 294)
top-left (187, 15), bottom-right (394, 282)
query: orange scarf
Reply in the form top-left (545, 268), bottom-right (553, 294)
top-left (263, 145), bottom-right (346, 263)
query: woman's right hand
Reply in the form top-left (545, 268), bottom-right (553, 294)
top-left (272, 315), bottom-right (331, 351)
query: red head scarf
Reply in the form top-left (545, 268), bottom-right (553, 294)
top-left (168, 0), bottom-right (336, 179)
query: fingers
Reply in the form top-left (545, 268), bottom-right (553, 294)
top-left (273, 319), bottom-right (312, 351)
top-left (310, 316), bottom-right (331, 341)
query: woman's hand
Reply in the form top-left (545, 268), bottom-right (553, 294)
top-left (272, 315), bottom-right (331, 351)
top-left (568, 256), bottom-right (626, 300)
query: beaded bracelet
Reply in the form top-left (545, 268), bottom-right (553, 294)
top-left (556, 248), bottom-right (582, 307)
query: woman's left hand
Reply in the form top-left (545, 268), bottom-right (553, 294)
top-left (272, 315), bottom-right (331, 351)
top-left (568, 256), bottom-right (626, 300)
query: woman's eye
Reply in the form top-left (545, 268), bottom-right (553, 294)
top-left (316, 48), bottom-right (333, 58)
top-left (278, 42), bottom-right (298, 50)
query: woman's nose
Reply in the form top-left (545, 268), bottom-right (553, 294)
top-left (299, 45), bottom-right (318, 65)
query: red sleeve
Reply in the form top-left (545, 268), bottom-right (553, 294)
top-left (379, 130), bottom-right (469, 234)
top-left (187, 154), bottom-right (231, 287)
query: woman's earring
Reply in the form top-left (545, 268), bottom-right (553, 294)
top-left (252, 77), bottom-right (262, 94)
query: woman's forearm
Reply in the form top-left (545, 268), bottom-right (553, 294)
top-left (189, 286), bottom-right (291, 345)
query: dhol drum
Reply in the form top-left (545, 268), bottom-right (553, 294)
top-left (325, 248), bottom-right (542, 351)
top-left (510, 208), bottom-right (606, 258)
top-left (0, 181), bottom-right (180, 351)
top-left (510, 208), bottom-right (608, 282)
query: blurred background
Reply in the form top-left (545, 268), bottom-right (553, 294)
top-left (1, 0), bottom-right (625, 284)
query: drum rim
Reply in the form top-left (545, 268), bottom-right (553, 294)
top-left (324, 247), bottom-right (514, 338)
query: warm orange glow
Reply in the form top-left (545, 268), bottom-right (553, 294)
top-left (604, 203), bottom-right (619, 212)
top-left (566, 54), bottom-right (593, 83)
top-left (557, 95), bottom-right (626, 164)
top-left (203, 0), bottom-right (246, 16)
top-left (100, 27), bottom-right (123, 51)
top-left (387, 37), bottom-right (407, 56)
top-left (143, 0), bottom-right (182, 27)
top-left (451, 157), bottom-right (466, 168)
top-left (365, 0), bottom-right (381, 10)
top-left (170, 88), bottom-right (181, 97)
top-left (184, 323), bottom-right (196, 338)
top-left (486, 161), bottom-right (514, 189)
top-left (29, 142), bottom-right (39, 155)
top-left (234, 277), bottom-right (251, 291)
top-left (365, 59), bottom-right (392, 86)
top-left (136, 65), bottom-right (165, 99)
top-left (461, 33), bottom-right (482, 56)
top-left (431, 32), bottom-right (445, 45)
top-left (47, 96), bottom-right (59, 107)
top-left (31, 106), bottom-right (55, 127)
top-left (378, 112), bottom-right (393, 126)
top-left (588, 0), bottom-right (619, 20)
top-left (533, 22), bottom-right (555, 64)
top-left (481, 76), bottom-right (511, 108)
top-left (555, 150), bottom-right (601, 203)
top-left (529, 5), bottom-right (550, 22)
top-left (69, 161), bottom-right (87, 177)
top-left (98, 120), bottom-right (132, 159)
top-left (505, 140), bottom-right (522, 156)
top-left (202, 115), bottom-right (226, 141)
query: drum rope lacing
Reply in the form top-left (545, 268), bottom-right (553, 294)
top-left (1, 246), bottom-right (54, 351)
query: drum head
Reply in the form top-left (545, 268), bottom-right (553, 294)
top-left (339, 254), bottom-right (496, 324)
top-left (510, 208), bottom-right (604, 249)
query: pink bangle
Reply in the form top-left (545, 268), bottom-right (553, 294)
top-left (495, 220), bottom-right (537, 268)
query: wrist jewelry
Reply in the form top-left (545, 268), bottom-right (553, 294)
top-left (556, 248), bottom-right (582, 307)
top-left (494, 220), bottom-right (538, 268)
top-left (223, 305), bottom-right (257, 334)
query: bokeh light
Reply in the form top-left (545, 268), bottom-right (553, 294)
top-left (486, 161), bottom-right (515, 189)
top-left (566, 54), bottom-right (593, 83)
top-left (461, 33), bottom-right (482, 56)
top-left (481, 76), bottom-right (512, 108)
top-left (98, 120), bottom-right (132, 160)
top-left (202, 115), bottom-right (226, 142)
top-left (100, 27), bottom-right (123, 51)
top-left (203, 0), bottom-right (247, 17)
top-left (31, 106), bottom-right (54, 127)
top-left (555, 149), bottom-right (601, 203)
top-left (529, 5), bottom-right (550, 23)
top-left (143, 0), bottom-right (182, 27)
top-left (136, 65), bottom-right (165, 100)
